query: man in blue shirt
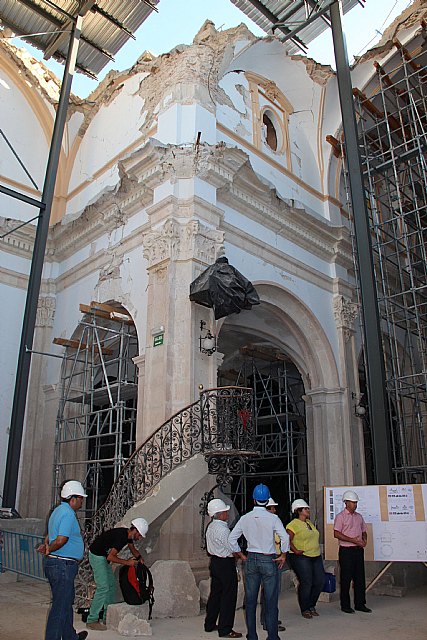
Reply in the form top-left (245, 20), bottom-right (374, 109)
top-left (229, 484), bottom-right (289, 640)
top-left (38, 480), bottom-right (88, 640)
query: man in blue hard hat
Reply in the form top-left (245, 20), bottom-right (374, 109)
top-left (228, 484), bottom-right (289, 640)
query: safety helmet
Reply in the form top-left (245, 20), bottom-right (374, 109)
top-left (207, 498), bottom-right (230, 517)
top-left (131, 518), bottom-right (149, 537)
top-left (342, 490), bottom-right (359, 502)
top-left (253, 484), bottom-right (270, 503)
top-left (291, 499), bottom-right (309, 513)
top-left (60, 480), bottom-right (87, 499)
top-left (267, 498), bottom-right (278, 507)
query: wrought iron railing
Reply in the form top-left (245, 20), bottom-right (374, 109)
top-left (76, 386), bottom-right (254, 606)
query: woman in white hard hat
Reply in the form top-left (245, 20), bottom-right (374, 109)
top-left (86, 518), bottom-right (149, 630)
top-left (286, 499), bottom-right (324, 619)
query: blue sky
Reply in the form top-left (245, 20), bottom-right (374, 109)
top-left (11, 0), bottom-right (412, 97)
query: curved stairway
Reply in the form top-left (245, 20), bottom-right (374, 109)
top-left (76, 386), bottom-right (254, 606)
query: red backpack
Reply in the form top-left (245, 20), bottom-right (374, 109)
top-left (119, 563), bottom-right (154, 619)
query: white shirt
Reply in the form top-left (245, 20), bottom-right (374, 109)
top-left (228, 506), bottom-right (290, 555)
top-left (206, 518), bottom-right (234, 557)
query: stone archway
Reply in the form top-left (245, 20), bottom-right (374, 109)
top-left (216, 282), bottom-right (352, 517)
top-left (52, 301), bottom-right (139, 521)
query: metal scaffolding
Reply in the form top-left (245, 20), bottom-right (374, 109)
top-left (218, 347), bottom-right (308, 517)
top-left (347, 39), bottom-right (427, 483)
top-left (53, 302), bottom-right (138, 520)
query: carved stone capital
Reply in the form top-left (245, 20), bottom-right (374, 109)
top-left (142, 217), bottom-right (224, 268)
top-left (333, 295), bottom-right (358, 334)
top-left (36, 296), bottom-right (56, 328)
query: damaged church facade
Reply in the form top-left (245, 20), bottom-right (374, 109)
top-left (1, 5), bottom-right (426, 571)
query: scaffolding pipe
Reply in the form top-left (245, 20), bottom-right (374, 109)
top-left (330, 1), bottom-right (392, 483)
top-left (2, 16), bottom-right (83, 509)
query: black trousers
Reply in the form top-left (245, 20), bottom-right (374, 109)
top-left (338, 546), bottom-right (366, 610)
top-left (205, 556), bottom-right (238, 636)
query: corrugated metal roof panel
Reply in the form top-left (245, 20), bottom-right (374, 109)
top-left (230, 0), bottom-right (362, 54)
top-left (0, 0), bottom-right (159, 77)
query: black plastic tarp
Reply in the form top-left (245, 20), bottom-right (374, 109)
top-left (189, 257), bottom-right (260, 320)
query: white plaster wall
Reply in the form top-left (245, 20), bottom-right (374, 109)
top-left (223, 240), bottom-right (340, 374)
top-left (67, 75), bottom-right (146, 218)
top-left (0, 67), bottom-right (49, 195)
top-left (156, 103), bottom-right (216, 146)
top-left (0, 284), bottom-right (27, 493)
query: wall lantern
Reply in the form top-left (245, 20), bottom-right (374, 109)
top-left (199, 320), bottom-right (216, 356)
top-left (352, 392), bottom-right (366, 418)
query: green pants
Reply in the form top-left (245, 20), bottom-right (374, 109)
top-left (87, 552), bottom-right (116, 623)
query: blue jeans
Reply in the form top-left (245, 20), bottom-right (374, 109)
top-left (288, 554), bottom-right (324, 614)
top-left (245, 553), bottom-right (279, 640)
top-left (44, 556), bottom-right (79, 640)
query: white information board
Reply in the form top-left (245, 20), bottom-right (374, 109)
top-left (324, 484), bottom-right (427, 562)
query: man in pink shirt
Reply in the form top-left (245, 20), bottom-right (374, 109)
top-left (333, 490), bottom-right (372, 614)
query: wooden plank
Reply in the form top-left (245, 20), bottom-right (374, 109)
top-left (53, 336), bottom-right (113, 355)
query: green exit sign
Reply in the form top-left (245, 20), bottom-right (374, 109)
top-left (153, 333), bottom-right (164, 347)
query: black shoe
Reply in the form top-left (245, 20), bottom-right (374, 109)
top-left (78, 632), bottom-right (88, 640)
top-left (204, 626), bottom-right (218, 633)
top-left (355, 606), bottom-right (372, 613)
top-left (341, 607), bottom-right (355, 614)
top-left (278, 625), bottom-right (286, 631)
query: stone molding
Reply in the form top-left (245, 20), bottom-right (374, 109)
top-left (142, 217), bottom-right (224, 268)
top-left (36, 296), bottom-right (56, 328)
top-left (0, 265), bottom-right (29, 289)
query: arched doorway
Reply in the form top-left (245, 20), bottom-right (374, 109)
top-left (53, 301), bottom-right (139, 520)
top-left (215, 282), bottom-right (340, 521)
top-left (218, 343), bottom-right (307, 521)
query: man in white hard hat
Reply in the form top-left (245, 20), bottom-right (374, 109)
top-left (86, 517), bottom-right (149, 630)
top-left (334, 490), bottom-right (371, 614)
top-left (37, 480), bottom-right (88, 640)
top-left (204, 498), bottom-right (242, 638)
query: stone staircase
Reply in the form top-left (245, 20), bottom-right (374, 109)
top-left (76, 386), bottom-right (254, 606)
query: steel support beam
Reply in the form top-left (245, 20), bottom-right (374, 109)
top-left (330, 1), bottom-right (392, 483)
top-left (2, 15), bottom-right (83, 509)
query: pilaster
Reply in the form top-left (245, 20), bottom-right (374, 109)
top-left (141, 210), bottom-right (224, 440)
top-left (333, 294), bottom-right (366, 484)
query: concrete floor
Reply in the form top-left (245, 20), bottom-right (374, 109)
top-left (0, 574), bottom-right (425, 640)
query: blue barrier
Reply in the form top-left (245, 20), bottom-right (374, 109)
top-left (0, 529), bottom-right (47, 581)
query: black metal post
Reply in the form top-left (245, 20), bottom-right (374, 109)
top-left (329, 1), bottom-right (392, 483)
top-left (2, 16), bottom-right (83, 508)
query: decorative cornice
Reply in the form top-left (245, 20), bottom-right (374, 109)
top-left (52, 180), bottom-right (151, 260)
top-left (0, 217), bottom-right (36, 259)
top-left (142, 218), bottom-right (224, 269)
